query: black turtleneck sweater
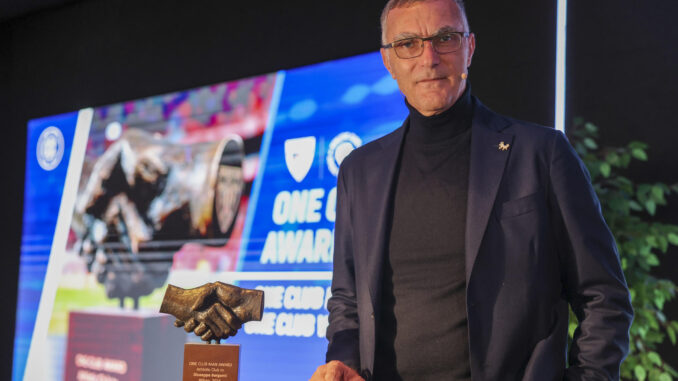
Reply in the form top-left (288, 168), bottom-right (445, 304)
top-left (374, 86), bottom-right (473, 380)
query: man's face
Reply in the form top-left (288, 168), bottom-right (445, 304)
top-left (381, 0), bottom-right (475, 116)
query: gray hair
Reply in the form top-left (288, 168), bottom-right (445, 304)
top-left (380, 0), bottom-right (470, 44)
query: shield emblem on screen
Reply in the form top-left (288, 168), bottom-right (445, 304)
top-left (284, 136), bottom-right (316, 182)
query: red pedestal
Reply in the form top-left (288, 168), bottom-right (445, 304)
top-left (64, 308), bottom-right (185, 381)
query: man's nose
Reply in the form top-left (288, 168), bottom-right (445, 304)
top-left (419, 40), bottom-right (440, 66)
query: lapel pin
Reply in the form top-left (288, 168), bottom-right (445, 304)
top-left (498, 141), bottom-right (510, 151)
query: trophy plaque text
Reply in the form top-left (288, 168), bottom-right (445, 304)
top-left (183, 343), bottom-right (239, 381)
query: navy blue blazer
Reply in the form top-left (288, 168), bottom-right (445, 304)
top-left (325, 98), bottom-right (633, 380)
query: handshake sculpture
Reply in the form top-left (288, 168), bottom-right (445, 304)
top-left (160, 282), bottom-right (264, 343)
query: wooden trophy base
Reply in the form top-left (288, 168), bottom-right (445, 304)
top-left (183, 343), bottom-right (240, 381)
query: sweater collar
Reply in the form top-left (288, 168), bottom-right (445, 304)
top-left (405, 83), bottom-right (473, 144)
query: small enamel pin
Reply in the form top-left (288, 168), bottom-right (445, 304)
top-left (498, 141), bottom-right (510, 151)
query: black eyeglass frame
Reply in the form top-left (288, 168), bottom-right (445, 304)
top-left (381, 31), bottom-right (472, 59)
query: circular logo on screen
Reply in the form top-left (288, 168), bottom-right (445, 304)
top-left (326, 132), bottom-right (362, 176)
top-left (36, 126), bottom-right (65, 171)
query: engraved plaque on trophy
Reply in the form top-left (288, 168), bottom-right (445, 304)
top-left (183, 343), bottom-right (240, 381)
top-left (159, 282), bottom-right (264, 381)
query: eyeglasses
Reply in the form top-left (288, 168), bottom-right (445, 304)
top-left (381, 31), bottom-right (471, 59)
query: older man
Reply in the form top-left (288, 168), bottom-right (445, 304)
top-left (311, 0), bottom-right (633, 380)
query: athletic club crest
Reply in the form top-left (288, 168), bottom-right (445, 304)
top-left (284, 136), bottom-right (316, 182)
top-left (36, 126), bottom-right (65, 171)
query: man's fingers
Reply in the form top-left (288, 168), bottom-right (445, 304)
top-left (202, 304), bottom-right (231, 338)
top-left (213, 302), bottom-right (243, 330)
top-left (309, 364), bottom-right (326, 381)
top-left (174, 319), bottom-right (185, 328)
top-left (183, 318), bottom-right (198, 333)
top-left (194, 322), bottom-right (209, 336)
top-left (321, 361), bottom-right (363, 381)
top-left (200, 329), bottom-right (214, 342)
top-left (310, 362), bottom-right (340, 381)
top-left (325, 367), bottom-right (341, 381)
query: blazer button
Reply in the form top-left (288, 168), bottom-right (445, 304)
top-left (370, 312), bottom-right (374, 319)
top-left (360, 369), bottom-right (372, 380)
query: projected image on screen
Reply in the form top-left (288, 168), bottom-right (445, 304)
top-left (67, 75), bottom-right (274, 310)
top-left (71, 129), bottom-right (245, 307)
top-left (15, 51), bottom-right (408, 381)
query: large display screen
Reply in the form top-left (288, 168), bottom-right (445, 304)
top-left (14, 51), bottom-right (408, 381)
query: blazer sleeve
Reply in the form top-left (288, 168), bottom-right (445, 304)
top-left (548, 131), bottom-right (634, 380)
top-left (325, 164), bottom-right (361, 370)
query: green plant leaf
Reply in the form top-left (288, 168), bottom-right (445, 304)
top-left (646, 200), bottom-right (657, 215)
top-left (617, 176), bottom-right (632, 186)
top-left (638, 184), bottom-right (651, 199)
top-left (652, 186), bottom-right (663, 198)
top-left (668, 326), bottom-right (676, 345)
top-left (668, 233), bottom-right (678, 245)
top-left (658, 236), bottom-right (669, 253)
top-left (585, 122), bottom-right (598, 133)
top-left (600, 163), bottom-right (611, 178)
top-left (652, 185), bottom-right (667, 204)
top-left (638, 326), bottom-right (648, 340)
top-left (648, 351), bottom-right (662, 366)
top-left (584, 138), bottom-right (598, 150)
top-left (606, 152), bottom-right (620, 166)
top-left (629, 141), bottom-right (648, 150)
top-left (653, 289), bottom-right (665, 308)
top-left (633, 148), bottom-right (648, 161)
top-left (647, 236), bottom-right (658, 247)
top-left (630, 201), bottom-right (643, 211)
top-left (621, 153), bottom-right (631, 167)
top-left (636, 365), bottom-right (647, 381)
top-left (658, 373), bottom-right (671, 381)
top-left (575, 142), bottom-right (587, 155)
top-left (647, 254), bottom-right (660, 267)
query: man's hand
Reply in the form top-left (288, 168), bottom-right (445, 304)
top-left (192, 281), bottom-right (264, 323)
top-left (309, 361), bottom-right (364, 381)
top-left (160, 282), bottom-right (264, 343)
top-left (184, 282), bottom-right (245, 342)
top-left (173, 301), bottom-right (240, 343)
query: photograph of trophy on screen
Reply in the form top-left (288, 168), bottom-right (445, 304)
top-left (71, 129), bottom-right (245, 308)
top-left (58, 74), bottom-right (275, 312)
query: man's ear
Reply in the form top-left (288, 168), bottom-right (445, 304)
top-left (381, 48), bottom-right (396, 79)
top-left (466, 33), bottom-right (476, 68)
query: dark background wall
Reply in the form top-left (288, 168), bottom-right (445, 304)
top-left (0, 0), bottom-right (675, 379)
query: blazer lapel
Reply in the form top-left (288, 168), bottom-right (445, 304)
top-left (465, 101), bottom-right (514, 283)
top-left (365, 121), bottom-right (407, 310)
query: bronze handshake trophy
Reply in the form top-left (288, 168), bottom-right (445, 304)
top-left (160, 282), bottom-right (264, 380)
